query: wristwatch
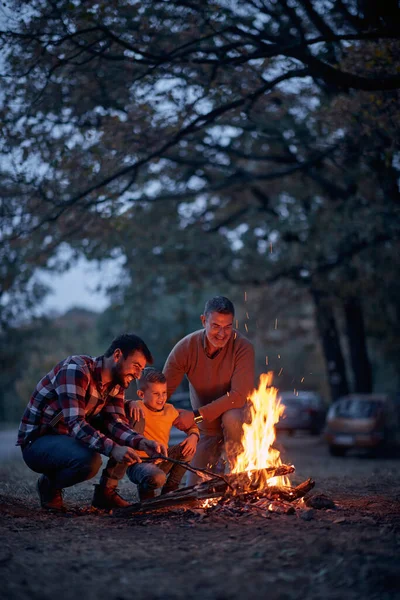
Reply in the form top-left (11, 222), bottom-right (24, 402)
top-left (193, 409), bottom-right (204, 424)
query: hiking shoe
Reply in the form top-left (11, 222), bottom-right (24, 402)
top-left (91, 484), bottom-right (131, 509)
top-left (37, 475), bottom-right (65, 512)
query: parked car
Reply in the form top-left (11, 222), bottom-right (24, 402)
top-left (276, 391), bottom-right (327, 436)
top-left (324, 394), bottom-right (398, 456)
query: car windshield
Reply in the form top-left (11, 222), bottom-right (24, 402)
top-left (334, 399), bottom-right (383, 418)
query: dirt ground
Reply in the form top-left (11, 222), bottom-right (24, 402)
top-left (1, 432), bottom-right (400, 600)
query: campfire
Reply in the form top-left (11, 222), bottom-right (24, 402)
top-left (118, 373), bottom-right (315, 517)
top-left (232, 372), bottom-right (290, 488)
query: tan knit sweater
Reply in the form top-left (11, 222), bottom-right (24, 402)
top-left (163, 329), bottom-right (255, 424)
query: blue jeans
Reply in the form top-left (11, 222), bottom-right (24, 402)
top-left (187, 406), bottom-right (246, 486)
top-left (22, 434), bottom-right (102, 490)
top-left (126, 444), bottom-right (190, 493)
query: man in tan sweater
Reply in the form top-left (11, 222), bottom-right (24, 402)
top-left (163, 296), bottom-right (255, 485)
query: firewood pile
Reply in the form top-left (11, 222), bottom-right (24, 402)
top-left (115, 463), bottom-right (316, 519)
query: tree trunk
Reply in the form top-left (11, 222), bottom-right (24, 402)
top-left (311, 289), bottom-right (349, 402)
top-left (343, 296), bottom-right (373, 393)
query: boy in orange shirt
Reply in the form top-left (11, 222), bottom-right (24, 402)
top-left (127, 368), bottom-right (199, 501)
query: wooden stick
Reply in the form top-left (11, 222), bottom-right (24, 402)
top-left (143, 455), bottom-right (229, 484)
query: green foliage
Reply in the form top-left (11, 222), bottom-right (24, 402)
top-left (1, 309), bottom-right (101, 422)
top-left (0, 1), bottom-right (399, 411)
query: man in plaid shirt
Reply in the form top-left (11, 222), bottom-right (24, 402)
top-left (17, 333), bottom-right (167, 512)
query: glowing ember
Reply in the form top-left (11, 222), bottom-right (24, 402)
top-left (232, 372), bottom-right (289, 488)
top-left (200, 498), bottom-right (219, 509)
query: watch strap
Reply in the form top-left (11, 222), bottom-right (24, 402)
top-left (193, 409), bottom-right (204, 423)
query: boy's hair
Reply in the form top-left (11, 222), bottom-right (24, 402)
top-left (137, 368), bottom-right (166, 391)
top-left (104, 333), bottom-right (153, 363)
top-left (204, 296), bottom-right (235, 317)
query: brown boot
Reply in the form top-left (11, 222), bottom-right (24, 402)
top-left (91, 484), bottom-right (131, 509)
top-left (37, 475), bottom-right (66, 512)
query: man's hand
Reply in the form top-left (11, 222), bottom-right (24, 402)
top-left (125, 400), bottom-right (144, 422)
top-left (138, 438), bottom-right (168, 458)
top-left (111, 445), bottom-right (142, 465)
top-left (173, 409), bottom-right (195, 431)
top-left (179, 434), bottom-right (198, 458)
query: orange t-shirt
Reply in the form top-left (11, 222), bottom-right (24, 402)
top-left (136, 400), bottom-right (198, 457)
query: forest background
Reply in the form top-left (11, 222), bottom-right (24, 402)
top-left (1, 0), bottom-right (400, 423)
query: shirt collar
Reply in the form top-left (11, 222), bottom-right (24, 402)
top-left (144, 404), bottom-right (165, 413)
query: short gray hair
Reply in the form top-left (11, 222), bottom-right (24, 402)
top-left (204, 296), bottom-right (235, 317)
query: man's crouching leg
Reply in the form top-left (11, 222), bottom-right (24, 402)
top-left (22, 435), bottom-right (103, 512)
top-left (186, 433), bottom-right (223, 486)
top-left (91, 456), bottom-right (131, 510)
top-left (221, 406), bottom-right (247, 471)
top-left (126, 462), bottom-right (167, 502)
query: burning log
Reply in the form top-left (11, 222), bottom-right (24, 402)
top-left (238, 478), bottom-right (315, 504)
top-left (115, 464), bottom-right (298, 516)
top-left (212, 478), bottom-right (315, 515)
top-left (247, 478), bottom-right (315, 505)
top-left (224, 464), bottom-right (295, 492)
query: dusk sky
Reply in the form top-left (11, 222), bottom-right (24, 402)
top-left (39, 258), bottom-right (114, 314)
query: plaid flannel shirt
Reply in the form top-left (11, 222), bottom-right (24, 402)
top-left (17, 355), bottom-right (143, 456)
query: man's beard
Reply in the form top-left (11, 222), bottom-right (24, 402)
top-left (208, 335), bottom-right (229, 348)
top-left (111, 362), bottom-right (130, 388)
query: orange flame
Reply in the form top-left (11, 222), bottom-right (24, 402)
top-left (232, 372), bottom-right (289, 488)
